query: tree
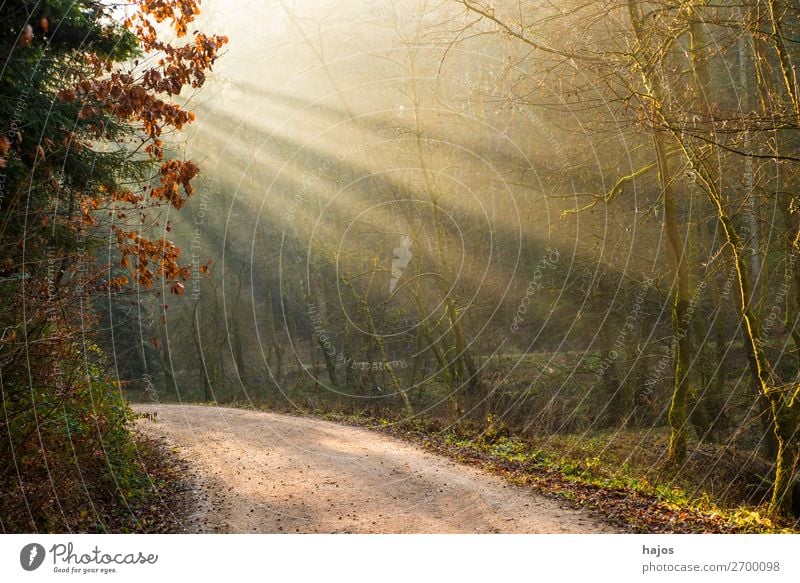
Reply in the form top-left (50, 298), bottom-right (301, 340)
top-left (0, 0), bottom-right (225, 530)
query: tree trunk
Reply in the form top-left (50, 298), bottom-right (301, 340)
top-left (771, 402), bottom-right (799, 515)
top-left (193, 301), bottom-right (212, 402)
top-left (654, 131), bottom-right (695, 465)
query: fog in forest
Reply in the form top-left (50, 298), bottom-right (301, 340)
top-left (125, 2), bottom-right (648, 404)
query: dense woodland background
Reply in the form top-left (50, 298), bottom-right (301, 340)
top-left (3, 0), bottom-right (800, 531)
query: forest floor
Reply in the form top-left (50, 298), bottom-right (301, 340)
top-left (133, 404), bottom-right (615, 533)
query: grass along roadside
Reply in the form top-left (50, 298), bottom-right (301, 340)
top-left (321, 413), bottom-right (799, 533)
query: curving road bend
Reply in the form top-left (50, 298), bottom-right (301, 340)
top-left (134, 404), bottom-right (613, 533)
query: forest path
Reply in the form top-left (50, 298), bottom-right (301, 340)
top-left (134, 404), bottom-right (613, 533)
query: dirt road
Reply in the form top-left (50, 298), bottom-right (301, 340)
top-left (135, 404), bottom-right (612, 533)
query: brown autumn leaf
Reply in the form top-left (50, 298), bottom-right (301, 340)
top-left (58, 89), bottom-right (76, 102)
top-left (18, 24), bottom-right (33, 47)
